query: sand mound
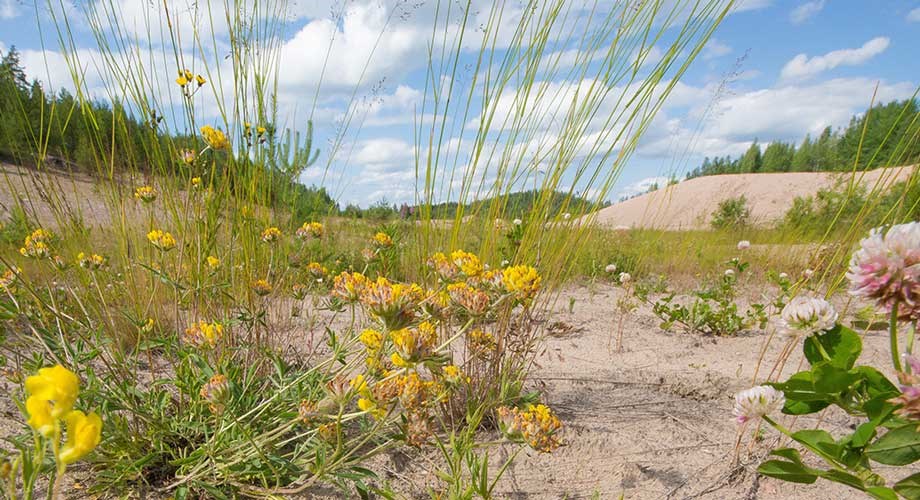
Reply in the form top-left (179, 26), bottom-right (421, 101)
top-left (594, 166), bottom-right (916, 230)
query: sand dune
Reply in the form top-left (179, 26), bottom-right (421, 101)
top-left (593, 166), bottom-right (916, 230)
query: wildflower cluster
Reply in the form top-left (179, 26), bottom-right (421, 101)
top-left (497, 404), bottom-right (563, 452)
top-left (176, 68), bottom-right (206, 97)
top-left (147, 229), bottom-right (177, 251)
top-left (19, 228), bottom-right (52, 258)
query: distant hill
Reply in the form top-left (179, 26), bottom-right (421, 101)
top-left (591, 167), bottom-right (915, 230)
top-left (420, 189), bottom-right (610, 219)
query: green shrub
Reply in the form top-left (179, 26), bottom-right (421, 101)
top-left (711, 195), bottom-right (751, 229)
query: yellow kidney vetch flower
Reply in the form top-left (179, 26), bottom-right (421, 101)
top-left (206, 255), bottom-right (220, 269)
top-left (502, 265), bottom-right (542, 303)
top-left (134, 185), bottom-right (157, 203)
top-left (58, 410), bottom-right (102, 465)
top-left (260, 226), bottom-right (282, 243)
top-left (450, 250), bottom-right (483, 277)
top-left (25, 365), bottom-right (79, 420)
top-left (372, 232), bottom-right (393, 247)
top-left (147, 230), bottom-right (177, 251)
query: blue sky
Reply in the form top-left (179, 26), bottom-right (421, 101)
top-left (1, 0), bottom-right (918, 206)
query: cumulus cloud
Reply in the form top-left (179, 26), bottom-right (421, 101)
top-left (780, 37), bottom-right (890, 80)
top-left (790, 1), bottom-right (825, 25)
top-left (908, 8), bottom-right (920, 22)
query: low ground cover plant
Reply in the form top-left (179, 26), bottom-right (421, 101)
top-left (736, 222), bottom-right (920, 498)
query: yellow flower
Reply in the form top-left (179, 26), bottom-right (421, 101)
top-left (141, 318), bottom-right (155, 333)
top-left (350, 374), bottom-right (369, 396)
top-left (25, 365), bottom-right (79, 419)
top-left (359, 328), bottom-right (383, 351)
top-left (251, 279), bottom-right (273, 296)
top-left (357, 397), bottom-right (386, 419)
top-left (306, 262), bottom-right (326, 279)
top-left (196, 74), bottom-right (206, 86)
top-left (19, 229), bottom-right (53, 258)
top-left (442, 364), bottom-right (467, 385)
top-left (331, 271), bottom-right (369, 303)
top-left (175, 72), bottom-right (189, 87)
top-left (183, 321), bottom-right (224, 347)
top-left (206, 255), bottom-right (220, 269)
top-left (260, 226), bottom-right (282, 243)
top-left (200, 125), bottom-right (230, 150)
top-left (77, 252), bottom-right (106, 270)
top-left (134, 185), bottom-right (157, 202)
top-left (360, 278), bottom-right (424, 330)
top-left (256, 126), bottom-right (266, 135)
top-left (190, 176), bottom-right (202, 188)
top-left (296, 221), bottom-right (324, 239)
top-left (200, 374), bottom-right (229, 414)
top-left (502, 265), bottom-right (542, 303)
top-left (58, 410), bottom-right (102, 465)
top-left (25, 395), bottom-right (55, 437)
top-left (0, 268), bottom-right (18, 290)
top-left (146, 229), bottom-right (177, 251)
top-left (372, 232), bottom-right (393, 248)
top-left (450, 250), bottom-right (483, 277)
top-left (389, 322), bottom-right (438, 365)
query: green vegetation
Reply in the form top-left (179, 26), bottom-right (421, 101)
top-left (711, 195), bottom-right (751, 229)
top-left (686, 99), bottom-right (920, 178)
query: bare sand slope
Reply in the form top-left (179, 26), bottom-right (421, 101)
top-left (594, 166), bottom-right (916, 230)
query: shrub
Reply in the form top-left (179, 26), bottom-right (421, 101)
top-left (711, 195), bottom-right (751, 229)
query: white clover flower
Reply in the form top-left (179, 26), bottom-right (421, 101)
top-left (778, 272), bottom-right (789, 280)
top-left (513, 218), bottom-right (522, 226)
top-left (500, 259), bottom-right (510, 267)
top-left (724, 269), bottom-right (735, 277)
top-left (562, 212), bottom-right (571, 220)
top-left (777, 295), bottom-right (837, 338)
top-left (618, 272), bottom-right (631, 284)
top-left (737, 240), bottom-right (751, 251)
top-left (804, 268), bottom-right (814, 278)
top-left (733, 385), bottom-right (785, 425)
top-left (605, 264), bottom-right (617, 273)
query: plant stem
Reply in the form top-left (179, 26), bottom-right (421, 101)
top-left (891, 304), bottom-right (902, 373)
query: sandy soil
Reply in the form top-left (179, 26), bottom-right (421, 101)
top-left (0, 282), bottom-right (912, 499)
top-left (593, 166), bottom-right (916, 230)
top-left (358, 283), bottom-right (910, 499)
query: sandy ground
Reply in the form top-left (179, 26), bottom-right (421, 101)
top-left (359, 283), bottom-right (909, 499)
top-left (593, 166), bottom-right (916, 230)
top-left (0, 283), bottom-right (912, 499)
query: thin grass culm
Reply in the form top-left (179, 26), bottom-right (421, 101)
top-left (0, 0), bottom-right (738, 497)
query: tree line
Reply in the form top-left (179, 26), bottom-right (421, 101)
top-left (685, 99), bottom-right (920, 179)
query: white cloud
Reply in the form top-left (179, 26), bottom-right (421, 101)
top-left (780, 37), bottom-right (890, 80)
top-left (0, 0), bottom-right (18, 20)
top-left (908, 8), bottom-right (920, 22)
top-left (704, 39), bottom-right (732, 60)
top-left (732, 0), bottom-right (772, 13)
top-left (617, 176), bottom-right (670, 200)
top-left (637, 77), bottom-right (917, 161)
top-left (790, 1), bottom-right (825, 25)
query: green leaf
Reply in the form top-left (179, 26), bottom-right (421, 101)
top-left (894, 472), bottom-right (920, 500)
top-left (815, 469), bottom-right (865, 490)
top-left (851, 421), bottom-right (879, 448)
top-left (868, 425), bottom-right (920, 465)
top-left (804, 325), bottom-right (862, 369)
top-left (757, 460), bottom-right (818, 484)
top-left (792, 429), bottom-right (840, 460)
top-left (866, 486), bottom-right (900, 500)
top-left (773, 371), bottom-right (831, 415)
top-left (812, 363), bottom-right (857, 394)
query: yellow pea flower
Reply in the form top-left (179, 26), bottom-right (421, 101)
top-left (58, 410), bottom-right (102, 464)
top-left (25, 396), bottom-right (55, 437)
top-left (25, 365), bottom-right (79, 418)
top-left (195, 74), bottom-right (206, 86)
